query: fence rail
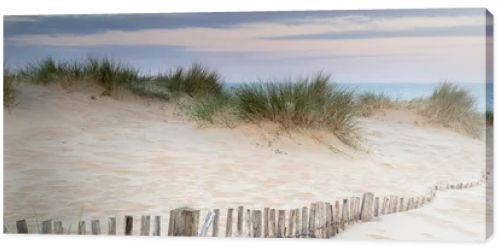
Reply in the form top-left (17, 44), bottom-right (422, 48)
top-left (5, 177), bottom-right (485, 238)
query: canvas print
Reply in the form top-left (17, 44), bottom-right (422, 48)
top-left (2, 8), bottom-right (493, 241)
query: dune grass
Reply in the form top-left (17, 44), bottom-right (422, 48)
top-left (422, 83), bottom-right (481, 138)
top-left (233, 74), bottom-right (359, 146)
top-left (154, 64), bottom-right (223, 98)
top-left (356, 92), bottom-right (397, 116)
top-left (3, 69), bottom-right (16, 107)
top-left (486, 110), bottom-right (494, 126)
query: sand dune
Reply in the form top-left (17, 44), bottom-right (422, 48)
top-left (3, 84), bottom-right (487, 239)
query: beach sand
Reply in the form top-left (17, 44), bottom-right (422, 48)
top-left (3, 84), bottom-right (488, 239)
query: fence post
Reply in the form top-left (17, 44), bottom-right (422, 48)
top-left (108, 217), bottom-right (116, 235)
top-left (236, 206), bottom-right (243, 237)
top-left (263, 208), bottom-right (269, 238)
top-left (225, 208), bottom-right (233, 237)
top-left (153, 216), bottom-right (161, 236)
top-left (360, 192), bottom-right (374, 222)
top-left (41, 220), bottom-right (52, 234)
top-left (54, 221), bottom-right (63, 234)
top-left (251, 210), bottom-right (262, 237)
top-left (16, 219), bottom-right (28, 234)
top-left (245, 209), bottom-right (251, 237)
top-left (168, 208), bottom-right (199, 236)
top-left (341, 199), bottom-right (349, 231)
top-left (287, 209), bottom-right (295, 237)
top-left (140, 216), bottom-right (150, 236)
top-left (334, 201), bottom-right (341, 234)
top-left (325, 203), bottom-right (332, 238)
top-left (399, 198), bottom-right (405, 212)
top-left (212, 209), bottom-right (219, 237)
top-left (91, 220), bottom-right (101, 235)
top-left (124, 216), bottom-right (133, 235)
top-left (269, 209), bottom-right (276, 237)
top-left (374, 197), bottom-right (380, 217)
top-left (277, 210), bottom-right (286, 238)
top-left (301, 206), bottom-right (308, 238)
top-left (78, 220), bottom-right (86, 235)
top-left (294, 208), bottom-right (300, 238)
top-left (308, 203), bottom-right (316, 237)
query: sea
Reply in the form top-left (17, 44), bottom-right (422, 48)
top-left (225, 82), bottom-right (493, 112)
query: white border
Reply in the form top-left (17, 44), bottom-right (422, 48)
top-left (1, 1), bottom-right (498, 250)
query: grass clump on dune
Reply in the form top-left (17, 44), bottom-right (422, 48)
top-left (356, 92), bottom-right (396, 116)
top-left (3, 70), bottom-right (16, 107)
top-left (19, 57), bottom-right (141, 94)
top-left (154, 64), bottom-right (223, 98)
top-left (422, 83), bottom-right (481, 138)
top-left (234, 74), bottom-right (359, 146)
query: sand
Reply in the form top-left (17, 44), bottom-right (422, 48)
top-left (3, 83), bottom-right (488, 239)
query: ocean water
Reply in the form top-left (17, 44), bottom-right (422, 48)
top-left (225, 83), bottom-right (493, 112)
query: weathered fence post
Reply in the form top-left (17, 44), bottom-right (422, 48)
top-left (212, 209), bottom-right (219, 237)
top-left (108, 217), bottom-right (116, 235)
top-left (237, 206), bottom-right (243, 237)
top-left (294, 208), bottom-right (300, 238)
top-left (16, 219), bottom-right (28, 234)
top-left (226, 208), bottom-right (233, 237)
top-left (349, 198), bottom-right (356, 223)
top-left (287, 209), bottom-right (295, 237)
top-left (198, 211), bottom-right (215, 237)
top-left (341, 199), bottom-right (349, 230)
top-left (124, 216), bottom-right (133, 235)
top-left (334, 201), bottom-right (341, 234)
top-left (269, 209), bottom-right (276, 237)
top-left (360, 192), bottom-right (374, 222)
top-left (263, 208), bottom-right (269, 238)
top-left (54, 221), bottom-right (63, 234)
top-left (78, 220), bottom-right (86, 235)
top-left (245, 209), bottom-right (251, 237)
top-left (325, 203), bottom-right (332, 238)
top-left (251, 210), bottom-right (262, 237)
top-left (91, 220), bottom-right (101, 235)
top-left (301, 206), bottom-right (308, 238)
top-left (41, 220), bottom-right (52, 234)
top-left (277, 210), bottom-right (286, 238)
top-left (153, 216), bottom-right (161, 236)
top-left (382, 197), bottom-right (390, 214)
top-left (168, 208), bottom-right (199, 236)
top-left (140, 216), bottom-right (150, 236)
top-left (399, 198), bottom-right (405, 212)
top-left (308, 203), bottom-right (316, 237)
top-left (390, 195), bottom-right (398, 213)
top-left (374, 197), bottom-right (380, 217)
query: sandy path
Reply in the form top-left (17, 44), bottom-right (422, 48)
top-left (3, 84), bottom-right (487, 238)
top-left (337, 184), bottom-right (487, 241)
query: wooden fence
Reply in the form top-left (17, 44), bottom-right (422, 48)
top-left (6, 178), bottom-right (484, 238)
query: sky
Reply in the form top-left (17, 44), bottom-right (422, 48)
top-left (3, 8), bottom-right (492, 84)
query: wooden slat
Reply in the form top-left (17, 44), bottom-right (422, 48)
top-left (140, 216), bottom-right (150, 236)
top-left (124, 216), bottom-right (133, 235)
top-left (16, 220), bottom-right (28, 234)
top-left (212, 209), bottom-right (219, 237)
top-left (360, 192), bottom-right (374, 222)
top-left (237, 206), bottom-right (243, 237)
top-left (286, 209), bottom-right (295, 237)
top-left (301, 206), bottom-right (308, 238)
top-left (168, 208), bottom-right (199, 236)
top-left (341, 199), bottom-right (349, 231)
top-left (153, 216), bottom-right (161, 236)
top-left (277, 210), bottom-right (286, 238)
top-left (41, 220), bottom-right (52, 234)
top-left (334, 201), bottom-right (341, 234)
top-left (245, 209), bottom-right (251, 237)
top-left (263, 208), bottom-right (269, 238)
top-left (308, 203), bottom-right (316, 237)
top-left (54, 221), bottom-right (64, 234)
top-left (374, 197), bottom-right (380, 217)
top-left (251, 210), bottom-right (262, 238)
top-left (91, 220), bottom-right (101, 235)
top-left (108, 217), bottom-right (116, 235)
top-left (269, 209), bottom-right (276, 238)
top-left (226, 208), bottom-right (233, 237)
top-left (78, 220), bottom-right (86, 235)
top-left (294, 208), bottom-right (300, 238)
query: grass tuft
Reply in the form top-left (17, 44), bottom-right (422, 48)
top-left (234, 74), bottom-right (359, 146)
top-left (356, 92), bottom-right (396, 116)
top-left (4, 69), bottom-right (16, 107)
top-left (154, 64), bottom-right (223, 98)
top-left (422, 83), bottom-right (481, 137)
